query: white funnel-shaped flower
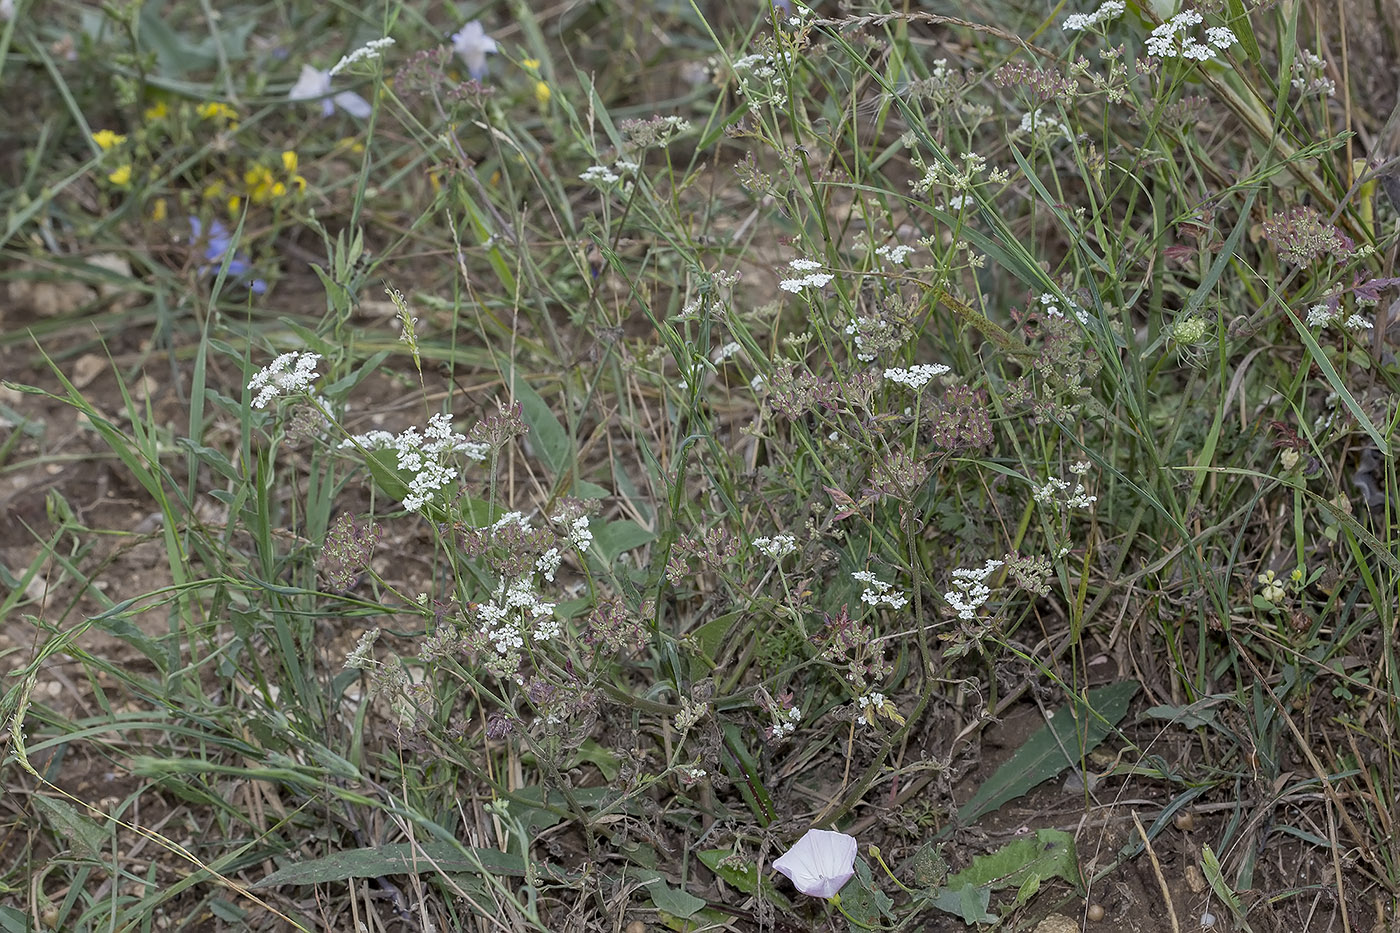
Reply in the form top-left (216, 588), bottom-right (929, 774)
top-left (772, 829), bottom-right (858, 898)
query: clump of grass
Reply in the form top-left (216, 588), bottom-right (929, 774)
top-left (2, 0), bottom-right (1399, 930)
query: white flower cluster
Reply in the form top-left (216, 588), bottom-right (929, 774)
top-left (1037, 292), bottom-right (1089, 325)
top-left (1145, 11), bottom-right (1236, 61)
top-left (945, 558), bottom-right (1004, 620)
top-left (856, 691), bottom-right (887, 726)
top-left (537, 547), bottom-right (562, 582)
top-left (1306, 304), bottom-right (1372, 331)
top-left (248, 352), bottom-right (321, 408)
top-left (1034, 460), bottom-right (1098, 510)
top-left (853, 570), bottom-right (909, 610)
top-left (945, 194), bottom-right (972, 211)
top-left (883, 363), bottom-right (950, 389)
top-left (475, 573), bottom-right (559, 655)
top-left (769, 704), bottom-right (802, 740)
top-left (328, 37), bottom-right (396, 77)
top-left (779, 258), bottom-right (835, 293)
top-left (652, 115), bottom-right (692, 142)
top-left (753, 534), bottom-right (798, 559)
top-left (341, 412), bottom-right (484, 512)
top-left (1019, 108), bottom-right (1073, 142)
top-left (579, 160), bottom-right (639, 186)
top-left (712, 341), bottom-right (743, 363)
top-left (732, 51), bottom-right (789, 101)
top-left (782, 1), bottom-right (813, 28)
top-left (1291, 51), bottom-right (1335, 98)
top-left (875, 243), bottom-right (916, 265)
top-left (910, 150), bottom-right (1008, 194)
top-left (561, 513), bottom-right (593, 551)
top-left (843, 315), bottom-right (895, 362)
top-left (1063, 0), bottom-right (1125, 32)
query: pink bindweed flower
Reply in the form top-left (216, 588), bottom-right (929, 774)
top-left (773, 829), bottom-right (858, 898)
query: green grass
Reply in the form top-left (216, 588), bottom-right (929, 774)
top-left (2, 0), bottom-right (1399, 930)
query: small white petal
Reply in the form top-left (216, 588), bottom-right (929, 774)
top-left (334, 90), bottom-right (372, 118)
top-left (289, 64), bottom-right (331, 102)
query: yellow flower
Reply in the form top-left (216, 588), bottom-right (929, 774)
top-left (227, 195), bottom-right (241, 215)
top-left (143, 101), bottom-right (168, 121)
top-left (93, 129), bottom-right (127, 151)
top-left (245, 164), bottom-right (276, 204)
top-left (107, 164), bottom-right (132, 187)
top-left (150, 197), bottom-right (167, 222)
top-left (202, 180), bottom-right (225, 202)
top-left (197, 101), bottom-right (238, 122)
top-left (522, 58), bottom-right (540, 72)
top-left (281, 150), bottom-right (299, 173)
top-left (534, 80), bottom-right (551, 106)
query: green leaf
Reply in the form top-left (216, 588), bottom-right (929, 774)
top-left (254, 842), bottom-right (574, 888)
top-left (697, 849), bottom-right (792, 910)
top-left (958, 681), bottom-right (1138, 825)
top-left (510, 372), bottom-right (572, 478)
top-left (945, 830), bottom-right (1080, 894)
top-left (33, 795), bottom-right (107, 859)
top-left (1225, 0), bottom-right (1261, 65)
top-left (592, 519), bottom-right (656, 564)
top-left (840, 857), bottom-right (894, 929)
top-left (697, 849), bottom-right (761, 895)
top-left (1282, 305), bottom-right (1387, 451)
top-left (1201, 844), bottom-right (1253, 932)
top-left (905, 841), bottom-right (949, 889)
top-left (0, 906), bottom-right (31, 933)
top-left (1142, 704), bottom-right (1218, 730)
top-left (930, 883), bottom-right (995, 924)
top-left (569, 738), bottom-right (621, 781)
top-left (645, 879), bottom-right (707, 919)
top-left (720, 723), bottom-right (775, 826)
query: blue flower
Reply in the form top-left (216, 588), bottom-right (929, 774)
top-left (190, 217), bottom-right (266, 294)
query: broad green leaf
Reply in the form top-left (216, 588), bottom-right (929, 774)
top-left (33, 795), bottom-right (107, 859)
top-left (254, 842), bottom-right (574, 887)
top-left (592, 519), bottom-right (656, 564)
top-left (841, 857), bottom-right (894, 929)
top-left (958, 681), bottom-right (1138, 825)
top-left (510, 372), bottom-right (572, 478)
top-left (1142, 704), bottom-right (1218, 730)
top-left (570, 738), bottom-right (621, 781)
top-left (931, 883), bottom-right (995, 924)
top-left (697, 849), bottom-right (792, 910)
top-left (944, 830), bottom-right (1080, 894)
top-left (698, 848), bottom-right (761, 895)
top-left (904, 841), bottom-right (949, 889)
top-left (0, 906), bottom-right (31, 933)
top-left (645, 879), bottom-right (707, 919)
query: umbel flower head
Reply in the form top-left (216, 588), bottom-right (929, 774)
top-left (773, 829), bottom-right (858, 898)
